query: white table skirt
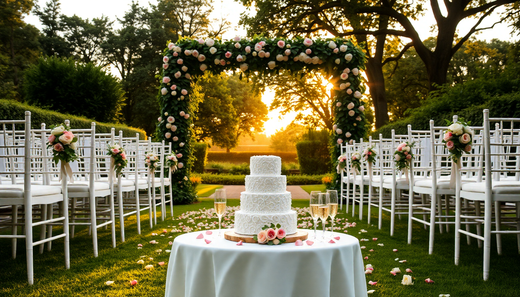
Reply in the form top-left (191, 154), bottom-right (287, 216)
top-left (165, 229), bottom-right (367, 297)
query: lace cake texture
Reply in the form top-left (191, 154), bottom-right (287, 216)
top-left (234, 155), bottom-right (297, 236)
top-left (250, 156), bottom-right (281, 176)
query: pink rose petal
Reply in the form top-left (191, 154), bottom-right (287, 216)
top-left (130, 280), bottom-right (138, 286)
top-left (206, 231), bottom-right (213, 235)
top-left (390, 271), bottom-right (397, 276)
top-left (425, 278), bottom-right (434, 284)
top-left (334, 236), bottom-right (340, 240)
top-left (364, 256), bottom-right (369, 260)
top-left (372, 238), bottom-right (378, 241)
top-left (169, 241), bottom-right (173, 245)
top-left (158, 262), bottom-right (165, 266)
top-left (329, 239), bottom-right (336, 244)
top-left (406, 268), bottom-right (413, 273)
top-left (393, 249), bottom-right (398, 252)
top-left (196, 233), bottom-right (204, 239)
top-left (369, 249), bottom-right (374, 252)
top-left (204, 239), bottom-right (211, 244)
top-left (137, 243), bottom-right (143, 247)
top-left (306, 240), bottom-right (314, 246)
top-left (365, 270), bottom-right (373, 274)
top-left (236, 240), bottom-right (243, 246)
top-left (368, 281), bottom-right (377, 286)
top-left (295, 239), bottom-right (303, 246)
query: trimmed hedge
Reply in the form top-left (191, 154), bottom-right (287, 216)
top-left (194, 173), bottom-right (326, 185)
top-left (0, 99), bottom-right (146, 138)
top-left (296, 141), bottom-right (332, 175)
top-left (208, 151), bottom-right (297, 164)
top-left (192, 143), bottom-right (208, 173)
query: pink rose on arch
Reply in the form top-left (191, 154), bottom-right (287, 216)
top-left (176, 153), bottom-right (182, 158)
top-left (395, 154), bottom-right (401, 161)
top-left (254, 43), bottom-right (262, 51)
top-left (259, 41), bottom-right (266, 46)
top-left (192, 50), bottom-right (199, 57)
top-left (340, 73), bottom-right (348, 80)
top-left (172, 52), bottom-right (178, 57)
top-left (181, 89), bottom-right (188, 95)
top-left (162, 76), bottom-right (171, 84)
top-left (347, 89), bottom-right (353, 95)
top-left (59, 131), bottom-right (74, 144)
top-left (184, 114), bottom-right (190, 119)
top-left (220, 59), bottom-right (226, 66)
top-left (358, 106), bottom-right (365, 112)
top-left (337, 138), bottom-right (343, 144)
top-left (333, 48), bottom-right (339, 53)
top-left (305, 49), bottom-right (312, 55)
top-left (446, 140), bottom-right (455, 150)
top-left (258, 51), bottom-right (266, 58)
top-left (234, 42), bottom-right (241, 49)
top-left (198, 54), bottom-right (206, 62)
top-left (277, 40), bottom-right (285, 48)
top-left (266, 228), bottom-right (277, 241)
top-left (167, 116), bottom-right (175, 123)
top-left (168, 43), bottom-right (174, 50)
top-left (121, 152), bottom-right (126, 160)
top-left (174, 71), bottom-right (181, 78)
top-left (163, 64), bottom-right (168, 70)
top-left (170, 85), bottom-right (177, 90)
top-left (178, 162), bottom-right (184, 168)
top-left (245, 46), bottom-right (251, 53)
top-left (179, 111), bottom-right (185, 116)
top-left (184, 50), bottom-right (191, 56)
top-left (465, 145), bottom-right (472, 152)
top-left (47, 134), bottom-right (56, 144)
top-left (163, 56), bottom-right (169, 63)
top-left (165, 132), bottom-right (171, 139)
top-left (171, 125), bottom-right (177, 132)
top-left (225, 51), bottom-right (232, 59)
top-left (276, 228), bottom-right (286, 239)
top-left (173, 137), bottom-right (179, 142)
top-left (406, 154), bottom-right (412, 160)
top-left (111, 148), bottom-right (120, 154)
top-left (443, 131), bottom-right (453, 141)
top-left (265, 52), bottom-right (270, 58)
top-left (303, 38), bottom-right (313, 47)
top-left (54, 143), bottom-right (64, 152)
top-left (177, 59), bottom-right (183, 65)
top-left (459, 133), bottom-right (471, 144)
top-left (348, 110), bottom-right (355, 117)
top-left (257, 230), bottom-right (267, 244)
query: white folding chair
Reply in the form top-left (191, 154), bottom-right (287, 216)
top-left (0, 111), bottom-right (70, 285)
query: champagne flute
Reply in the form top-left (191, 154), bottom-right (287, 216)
top-left (318, 193), bottom-right (330, 241)
top-left (214, 189), bottom-right (227, 236)
top-left (309, 191), bottom-right (321, 240)
top-left (327, 190), bottom-right (339, 235)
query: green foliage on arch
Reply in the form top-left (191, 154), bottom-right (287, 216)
top-left (158, 36), bottom-right (366, 204)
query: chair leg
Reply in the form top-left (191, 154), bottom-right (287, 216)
top-left (483, 200), bottom-right (492, 281)
top-left (475, 201), bottom-right (483, 248)
top-left (90, 196), bottom-right (99, 257)
top-left (359, 181), bottom-right (364, 221)
top-left (148, 186), bottom-right (153, 229)
top-left (46, 204), bottom-right (53, 251)
top-left (367, 183), bottom-right (372, 224)
top-left (390, 189), bottom-right (396, 237)
top-left (70, 198), bottom-right (76, 238)
top-left (422, 194), bottom-right (428, 230)
top-left (429, 194), bottom-right (437, 255)
top-left (517, 202), bottom-right (520, 254)
top-left (169, 184), bottom-right (174, 218)
top-left (39, 205), bottom-right (47, 254)
top-left (455, 194), bottom-right (461, 265)
top-left (25, 203), bottom-right (34, 285)
top-left (12, 205), bottom-right (18, 259)
top-left (445, 195), bottom-right (451, 233)
top-left (351, 182), bottom-right (356, 217)
top-left (161, 183), bottom-right (166, 222)
top-left (407, 189), bottom-right (413, 244)
top-left (464, 199), bottom-right (471, 245)
top-left (118, 187), bottom-right (125, 243)
top-left (345, 180), bottom-right (350, 214)
top-left (378, 186), bottom-right (383, 230)
top-left (437, 195), bottom-right (443, 234)
top-left (495, 201), bottom-right (502, 255)
top-left (135, 187), bottom-right (141, 234)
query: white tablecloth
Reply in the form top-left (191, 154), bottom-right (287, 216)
top-left (165, 229), bottom-right (367, 297)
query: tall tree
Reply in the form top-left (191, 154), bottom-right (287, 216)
top-left (263, 70), bottom-right (335, 130)
top-left (33, 0), bottom-right (70, 57)
top-left (0, 0), bottom-right (39, 99)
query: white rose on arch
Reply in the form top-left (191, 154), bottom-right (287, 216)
top-left (345, 132), bottom-right (351, 138)
top-left (449, 123), bottom-right (464, 135)
top-left (205, 38), bottom-right (215, 47)
top-left (340, 83), bottom-right (347, 90)
top-left (340, 45), bottom-right (348, 52)
top-left (268, 61), bottom-right (276, 69)
top-left (240, 63), bottom-right (248, 72)
top-left (161, 88), bottom-right (167, 95)
top-left (345, 53), bottom-right (353, 62)
top-left (347, 102), bottom-right (355, 109)
top-left (209, 47), bottom-right (217, 55)
top-left (328, 41), bottom-right (337, 49)
top-left (165, 132), bottom-right (171, 139)
top-left (352, 68), bottom-right (359, 76)
top-left (347, 89), bottom-right (353, 95)
top-left (276, 54), bottom-right (284, 61)
top-left (354, 91), bottom-right (362, 99)
top-left (166, 123), bottom-right (171, 129)
top-left (333, 124), bottom-right (337, 131)
top-left (348, 110), bottom-right (355, 117)
top-left (336, 128), bottom-right (343, 135)
top-left (200, 64), bottom-right (207, 71)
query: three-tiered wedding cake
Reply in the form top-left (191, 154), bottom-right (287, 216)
top-left (234, 156), bottom-right (297, 235)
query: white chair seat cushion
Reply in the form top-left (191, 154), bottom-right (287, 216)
top-left (50, 182), bottom-right (110, 193)
top-left (413, 177), bottom-right (474, 189)
top-left (0, 184), bottom-right (62, 198)
top-left (461, 181), bottom-right (520, 195)
top-left (383, 176), bottom-right (427, 188)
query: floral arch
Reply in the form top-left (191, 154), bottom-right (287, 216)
top-left (158, 36), bottom-right (367, 204)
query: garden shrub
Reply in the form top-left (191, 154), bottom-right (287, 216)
top-left (24, 56), bottom-right (125, 123)
top-left (229, 163), bottom-right (250, 175)
top-left (0, 99), bottom-right (145, 138)
top-left (192, 143), bottom-right (208, 173)
top-left (208, 151), bottom-right (297, 164)
top-left (296, 141), bottom-right (332, 175)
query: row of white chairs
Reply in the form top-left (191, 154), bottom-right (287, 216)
top-left (340, 109), bottom-right (520, 280)
top-left (0, 112), bottom-right (175, 284)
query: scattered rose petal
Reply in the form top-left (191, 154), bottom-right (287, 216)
top-left (145, 264), bottom-right (154, 270)
top-left (148, 257), bottom-right (153, 261)
top-left (365, 270), bottom-right (373, 274)
top-left (368, 281), bottom-right (377, 286)
top-left (395, 258), bottom-right (399, 261)
top-left (236, 240), bottom-right (243, 246)
top-left (406, 268), bottom-right (413, 273)
top-left (130, 280), bottom-right (138, 286)
top-left (334, 236), bottom-right (340, 240)
top-left (149, 240), bottom-right (158, 244)
top-left (166, 250), bottom-right (171, 253)
top-left (393, 249), bottom-right (398, 252)
top-left (361, 246), bottom-right (366, 249)
top-left (105, 280), bottom-right (114, 286)
top-left (295, 239), bottom-right (303, 246)
top-left (360, 238), bottom-right (369, 242)
top-left (364, 256), bottom-right (369, 260)
top-left (140, 256), bottom-right (146, 258)
top-left (401, 275), bottom-right (414, 285)
top-left (137, 244), bottom-right (142, 247)
top-left (399, 260), bottom-right (407, 263)
top-left (390, 271), bottom-right (397, 276)
top-left (306, 240), bottom-right (314, 246)
top-left (425, 278), bottom-right (435, 284)
top-left (155, 249), bottom-right (162, 253)
top-left (158, 262), bottom-right (165, 267)
top-left (196, 233), bottom-right (204, 239)
top-left (367, 290), bottom-right (375, 294)
top-left (369, 249), bottom-right (374, 252)
top-left (205, 239), bottom-right (211, 244)
top-left (169, 241), bottom-right (173, 245)
top-left (372, 238), bottom-right (378, 241)
top-left (206, 231), bottom-right (213, 235)
top-left (391, 267), bottom-right (401, 274)
top-left (329, 239), bottom-right (336, 244)
top-left (151, 233), bottom-right (157, 236)
top-left (137, 259), bottom-right (144, 265)
top-left (360, 229), bottom-right (368, 233)
top-left (377, 243), bottom-right (384, 246)
top-left (439, 294), bottom-right (451, 297)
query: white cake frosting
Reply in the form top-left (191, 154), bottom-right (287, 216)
top-left (234, 156), bottom-right (297, 235)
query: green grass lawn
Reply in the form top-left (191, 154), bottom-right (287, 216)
top-left (1, 198), bottom-right (519, 296)
top-left (195, 184), bottom-right (223, 197)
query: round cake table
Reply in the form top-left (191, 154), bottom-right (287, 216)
top-left (164, 229), bottom-right (368, 297)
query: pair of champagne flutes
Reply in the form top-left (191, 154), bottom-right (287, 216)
top-left (214, 189), bottom-right (227, 236)
top-left (309, 190), bottom-right (338, 241)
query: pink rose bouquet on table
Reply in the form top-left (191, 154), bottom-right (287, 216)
top-left (362, 146), bottom-right (377, 164)
top-left (394, 142), bottom-right (414, 171)
top-left (144, 152), bottom-right (160, 172)
top-left (47, 124), bottom-right (79, 164)
top-left (253, 224), bottom-right (287, 245)
top-left (443, 119), bottom-right (473, 163)
top-left (336, 154), bottom-right (347, 173)
top-left (165, 152), bottom-right (178, 172)
top-left (107, 143), bottom-right (128, 177)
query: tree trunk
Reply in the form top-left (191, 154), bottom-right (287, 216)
top-left (365, 58), bottom-right (390, 129)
